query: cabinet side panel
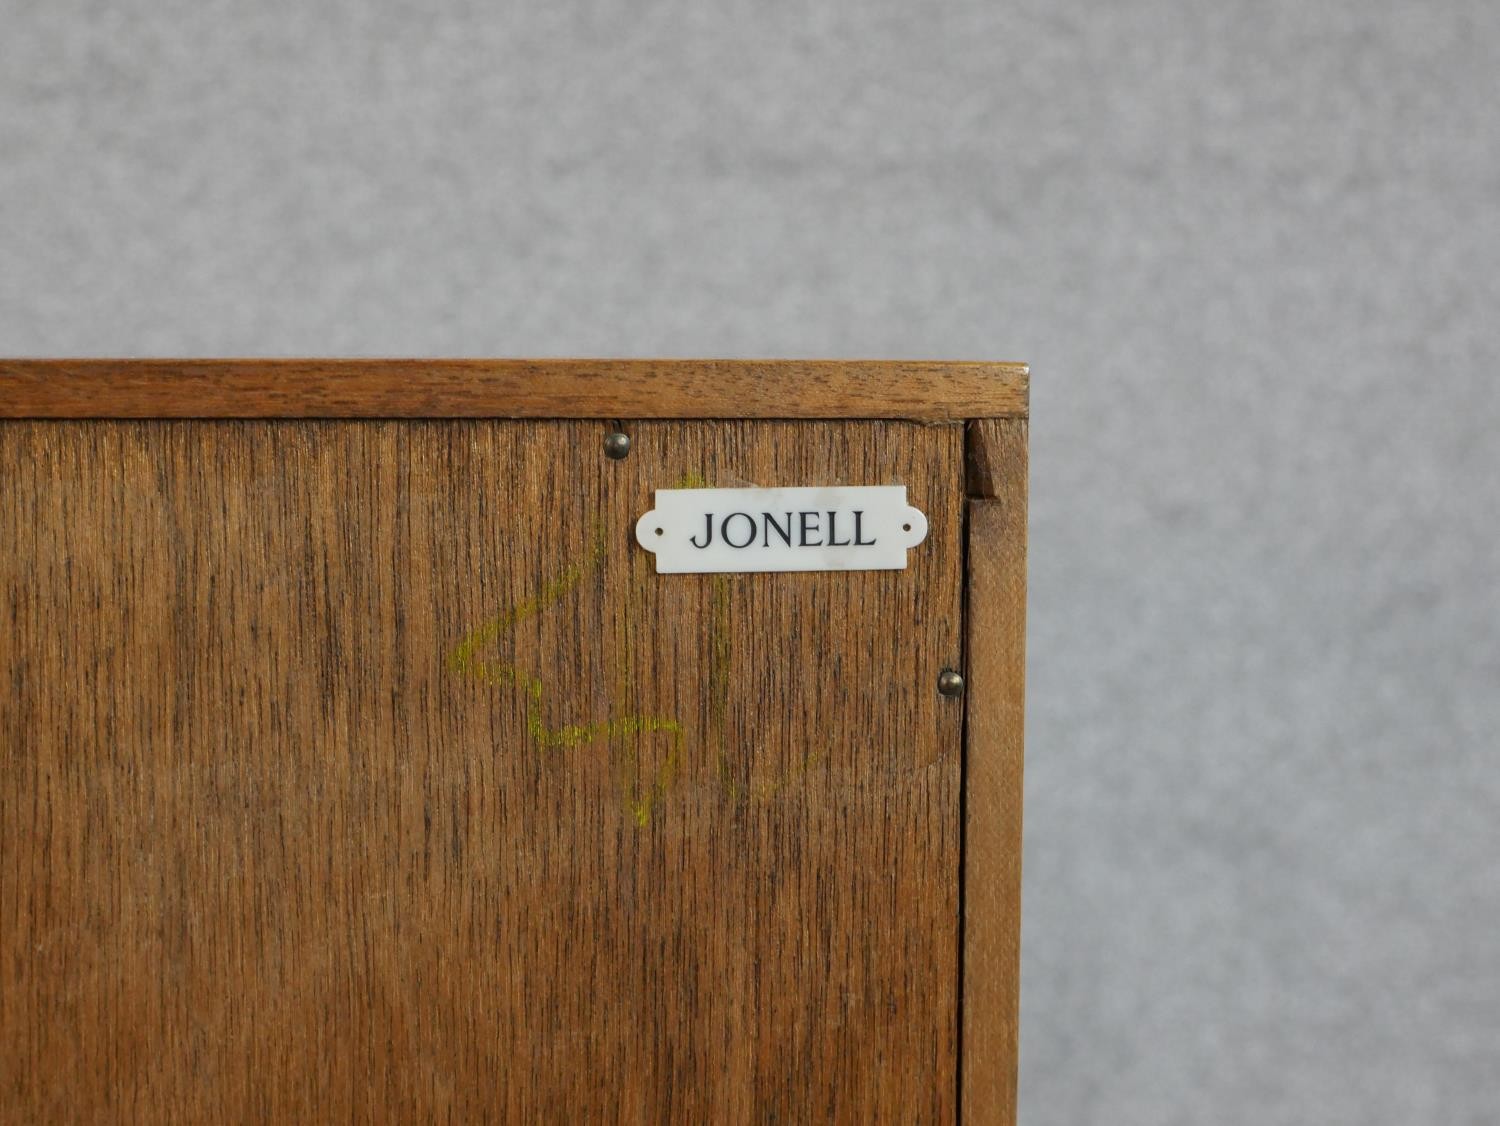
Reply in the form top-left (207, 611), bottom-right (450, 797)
top-left (963, 418), bottom-right (1029, 1124)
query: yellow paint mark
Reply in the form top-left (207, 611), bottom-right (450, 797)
top-left (447, 531), bottom-right (683, 826)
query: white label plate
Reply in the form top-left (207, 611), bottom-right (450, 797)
top-left (635, 486), bottom-right (928, 574)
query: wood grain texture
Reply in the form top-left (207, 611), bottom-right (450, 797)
top-left (961, 418), bottom-right (1029, 1124)
top-left (0, 418), bottom-right (965, 1121)
top-left (0, 359), bottom-right (1029, 421)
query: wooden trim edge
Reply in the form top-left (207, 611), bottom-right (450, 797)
top-left (961, 418), bottom-right (1028, 1124)
top-left (0, 359), bottom-right (1028, 421)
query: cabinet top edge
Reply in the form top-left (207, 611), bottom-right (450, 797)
top-left (0, 359), bottom-right (1028, 421)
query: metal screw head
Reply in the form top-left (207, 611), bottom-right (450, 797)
top-left (937, 669), bottom-right (965, 697)
top-left (603, 431), bottom-right (632, 460)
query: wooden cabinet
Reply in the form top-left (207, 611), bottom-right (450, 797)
top-left (0, 360), bottom-right (1027, 1123)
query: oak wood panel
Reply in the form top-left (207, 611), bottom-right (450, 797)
top-left (0, 359), bottom-right (1029, 421)
top-left (0, 418), bottom-right (965, 1121)
top-left (961, 418), bottom-right (1029, 1124)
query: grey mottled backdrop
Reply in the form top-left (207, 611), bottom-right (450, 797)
top-left (3, 2), bottom-right (1497, 1122)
